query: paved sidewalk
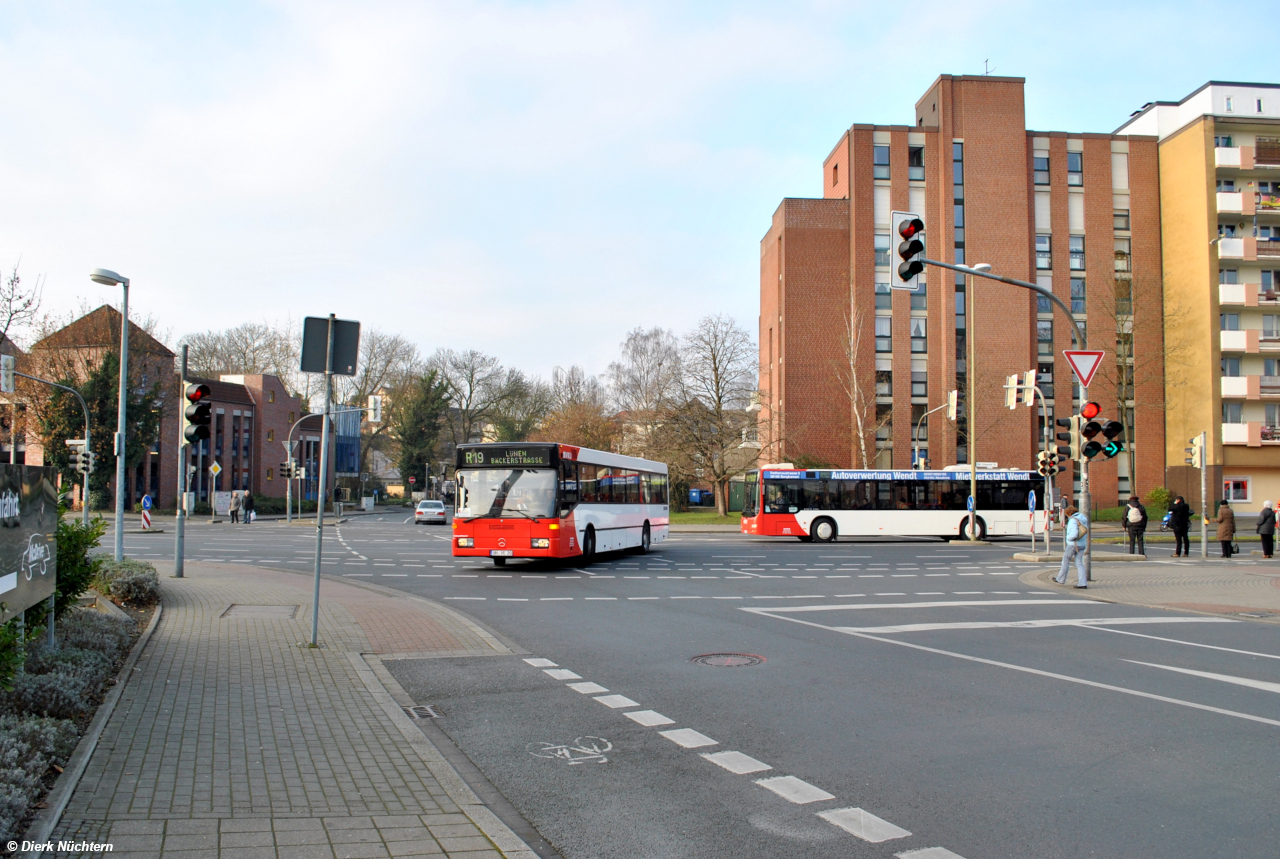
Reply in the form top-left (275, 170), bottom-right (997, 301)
top-left (1023, 557), bottom-right (1280, 620)
top-left (49, 563), bottom-right (537, 859)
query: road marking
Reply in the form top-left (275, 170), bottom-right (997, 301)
top-left (841, 617), bottom-right (1237, 634)
top-left (700, 751), bottom-right (771, 774)
top-left (497, 598), bottom-right (529, 601)
top-left (445, 597), bottom-right (485, 600)
top-left (342, 573), bottom-right (373, 577)
top-left (381, 573), bottom-right (407, 577)
top-left (1081, 624), bottom-right (1280, 659)
top-left (544, 669), bottom-right (581, 680)
top-left (895, 848), bottom-right (968, 859)
top-left (567, 682), bottom-right (609, 694)
top-left (818, 807), bottom-right (911, 842)
top-left (585, 597), bottom-right (617, 601)
top-left (628, 597), bottom-right (659, 600)
top-left (751, 609), bottom-right (1280, 729)
top-left (712, 596), bottom-right (743, 600)
top-left (670, 596), bottom-right (703, 599)
top-left (755, 775), bottom-right (834, 804)
top-left (524, 658), bottom-right (557, 667)
top-left (659, 728), bottom-right (718, 748)
top-left (541, 597), bottom-right (573, 601)
top-left (624, 710), bottom-right (674, 727)
top-left (754, 599), bottom-right (1080, 614)
top-left (1126, 660), bottom-right (1280, 695)
top-left (593, 694), bottom-right (639, 708)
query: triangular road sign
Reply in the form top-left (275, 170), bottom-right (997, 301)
top-left (1063, 350), bottom-right (1105, 387)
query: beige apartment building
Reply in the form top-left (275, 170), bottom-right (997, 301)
top-left (1119, 82), bottom-right (1280, 514)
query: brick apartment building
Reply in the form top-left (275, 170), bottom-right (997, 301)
top-left (760, 74), bottom-right (1166, 506)
top-left (1118, 81), bottom-right (1280, 514)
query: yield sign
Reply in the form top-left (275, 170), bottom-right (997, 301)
top-left (1063, 350), bottom-right (1105, 387)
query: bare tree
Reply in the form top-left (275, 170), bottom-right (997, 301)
top-left (608, 327), bottom-right (680, 457)
top-left (832, 302), bottom-right (889, 468)
top-left (552, 365), bottom-right (609, 410)
top-left (0, 262), bottom-right (42, 349)
top-left (489, 369), bottom-right (554, 441)
top-left (430, 349), bottom-right (511, 449)
top-left (183, 322), bottom-right (298, 379)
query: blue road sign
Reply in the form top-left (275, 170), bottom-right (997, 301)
top-left (1028, 491), bottom-right (1036, 513)
top-left (967, 495), bottom-right (974, 512)
top-left (142, 494), bottom-right (152, 511)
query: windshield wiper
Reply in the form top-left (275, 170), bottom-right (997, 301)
top-left (501, 509), bottom-right (538, 520)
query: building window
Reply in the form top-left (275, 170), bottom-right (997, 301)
top-left (1219, 223), bottom-right (1238, 238)
top-left (911, 372), bottom-right (927, 399)
top-left (1035, 235), bottom-right (1051, 269)
top-left (267, 468), bottom-right (274, 481)
top-left (953, 142), bottom-right (963, 191)
top-left (875, 234), bottom-right (891, 267)
top-left (1037, 320), bottom-right (1054, 356)
top-left (1114, 238), bottom-right (1131, 273)
top-left (1220, 269), bottom-right (1238, 284)
top-left (873, 145), bottom-right (890, 179)
top-left (1038, 294), bottom-right (1051, 313)
top-left (1223, 402), bottom-right (1243, 423)
top-left (1223, 357), bottom-right (1242, 377)
top-left (908, 146), bottom-right (924, 181)
top-left (910, 317), bottom-right (927, 353)
top-left (1258, 99), bottom-right (1265, 114)
top-left (288, 411), bottom-right (295, 424)
top-left (1033, 156), bottom-right (1049, 185)
top-left (832, 164), bottom-right (838, 186)
top-left (910, 286), bottom-right (927, 311)
top-left (1221, 313), bottom-right (1240, 331)
top-left (875, 281), bottom-right (892, 309)
top-left (267, 390), bottom-right (275, 403)
top-left (1226, 97), bottom-right (1234, 113)
top-left (1070, 278), bottom-right (1086, 314)
top-left (1066, 152), bottom-right (1083, 185)
top-left (1267, 403), bottom-right (1280, 427)
top-left (875, 316), bottom-right (892, 352)
top-left (876, 370), bottom-right (892, 396)
top-left (1264, 314), bottom-right (1280, 340)
top-left (1038, 362), bottom-right (1055, 399)
top-left (1114, 209), bottom-right (1130, 231)
top-left (1217, 178), bottom-right (1236, 193)
top-left (266, 430), bottom-right (274, 442)
top-left (876, 404), bottom-right (892, 442)
top-left (1215, 135), bottom-right (1234, 148)
top-left (1069, 236), bottom-right (1085, 270)
top-left (1224, 478), bottom-right (1250, 503)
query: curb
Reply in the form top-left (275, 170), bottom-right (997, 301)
top-left (22, 602), bottom-right (163, 856)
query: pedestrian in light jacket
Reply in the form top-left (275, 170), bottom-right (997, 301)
top-left (1055, 505), bottom-right (1090, 588)
top-left (229, 491), bottom-right (242, 524)
top-left (1257, 501), bottom-right (1276, 559)
top-left (1215, 501), bottom-right (1236, 558)
top-left (1169, 496), bottom-right (1192, 557)
top-left (1123, 496), bottom-right (1148, 556)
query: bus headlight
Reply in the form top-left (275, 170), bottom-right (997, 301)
top-left (456, 537), bottom-right (474, 547)
top-left (531, 538), bottom-right (550, 549)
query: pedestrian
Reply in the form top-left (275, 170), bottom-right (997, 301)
top-left (1123, 495), bottom-right (1148, 556)
top-left (229, 490), bottom-right (242, 524)
top-left (243, 491), bottom-right (255, 524)
top-left (1257, 500), bottom-right (1276, 559)
top-left (1214, 500), bottom-right (1236, 558)
top-left (1055, 504), bottom-right (1090, 589)
top-left (1168, 495), bottom-right (1192, 557)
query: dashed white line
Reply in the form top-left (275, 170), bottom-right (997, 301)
top-left (624, 710), bottom-right (674, 727)
top-left (566, 682), bottom-right (609, 694)
top-left (818, 807), bottom-right (912, 842)
top-left (524, 658), bottom-right (556, 667)
top-left (755, 775), bottom-right (834, 804)
top-left (544, 669), bottom-right (581, 680)
top-left (659, 728), bottom-right (718, 749)
top-left (593, 694), bottom-right (639, 708)
top-left (700, 751), bottom-right (771, 775)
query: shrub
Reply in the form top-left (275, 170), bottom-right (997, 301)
top-left (1, 669), bottom-right (102, 719)
top-left (56, 610), bottom-right (133, 661)
top-left (92, 557), bottom-right (153, 593)
top-left (0, 715), bottom-right (77, 842)
top-left (109, 569), bottom-right (159, 605)
top-left (54, 513), bottom-right (107, 617)
top-left (1145, 486), bottom-right (1174, 512)
top-left (23, 645), bottom-right (112, 679)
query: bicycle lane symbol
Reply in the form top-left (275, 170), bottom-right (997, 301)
top-left (527, 736), bottom-right (613, 765)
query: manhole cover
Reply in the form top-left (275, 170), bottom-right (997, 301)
top-left (222, 604), bottom-right (299, 619)
top-left (691, 653), bottom-right (765, 667)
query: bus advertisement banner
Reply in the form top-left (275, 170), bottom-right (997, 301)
top-left (761, 470), bottom-right (1033, 481)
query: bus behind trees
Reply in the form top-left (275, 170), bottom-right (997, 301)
top-left (452, 443), bottom-right (669, 566)
top-left (740, 465), bottom-right (1046, 542)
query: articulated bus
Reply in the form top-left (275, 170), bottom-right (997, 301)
top-left (740, 465), bottom-right (1046, 542)
top-left (452, 443), bottom-right (669, 566)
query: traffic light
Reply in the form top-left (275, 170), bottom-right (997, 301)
top-left (0, 354), bottom-right (14, 394)
top-left (68, 446), bottom-right (82, 473)
top-left (892, 212), bottom-right (926, 288)
top-left (1005, 374), bottom-right (1019, 410)
top-left (1023, 369), bottom-right (1037, 408)
top-left (1036, 450), bottom-right (1052, 476)
top-left (946, 389), bottom-right (958, 421)
top-left (280, 461), bottom-right (293, 479)
top-left (367, 395), bottom-right (382, 423)
top-left (1055, 415), bottom-right (1082, 461)
top-left (85, 451), bottom-right (95, 474)
top-left (1185, 435), bottom-right (1204, 468)
top-left (1100, 420), bottom-right (1124, 459)
top-left (183, 383), bottom-right (212, 443)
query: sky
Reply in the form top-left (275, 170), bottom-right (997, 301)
top-left (0, 0), bottom-right (1268, 380)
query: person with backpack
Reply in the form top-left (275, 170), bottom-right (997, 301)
top-left (1214, 500), bottom-right (1236, 558)
top-left (1257, 501), bottom-right (1276, 559)
top-left (1055, 504), bottom-right (1090, 589)
top-left (1123, 496), bottom-right (1148, 555)
top-left (1168, 495), bottom-right (1192, 557)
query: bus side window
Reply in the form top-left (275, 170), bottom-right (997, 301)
top-left (559, 460), bottom-right (579, 507)
top-left (653, 473), bottom-right (668, 505)
top-left (580, 464), bottom-right (598, 503)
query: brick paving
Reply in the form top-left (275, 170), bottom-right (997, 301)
top-left (49, 563), bottom-right (533, 858)
top-left (1024, 558), bottom-right (1280, 620)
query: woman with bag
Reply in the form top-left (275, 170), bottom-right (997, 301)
top-left (1257, 501), bottom-right (1276, 559)
top-left (1214, 501), bottom-right (1236, 558)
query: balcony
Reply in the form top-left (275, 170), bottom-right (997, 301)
top-left (1221, 375), bottom-right (1261, 399)
top-left (1221, 329), bottom-right (1260, 353)
top-left (1217, 147), bottom-right (1242, 168)
top-left (1218, 237), bottom-right (1246, 259)
top-left (1219, 283), bottom-right (1256, 306)
top-left (1263, 375), bottom-right (1280, 396)
top-left (1260, 239), bottom-right (1280, 260)
top-left (1218, 191), bottom-right (1252, 215)
top-left (1222, 421), bottom-right (1262, 446)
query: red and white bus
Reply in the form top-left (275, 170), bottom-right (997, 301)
top-left (452, 443), bottom-right (670, 566)
top-left (740, 464), bottom-right (1046, 542)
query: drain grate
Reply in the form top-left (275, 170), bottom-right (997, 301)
top-left (402, 704), bottom-right (443, 720)
top-left (691, 653), bottom-right (765, 668)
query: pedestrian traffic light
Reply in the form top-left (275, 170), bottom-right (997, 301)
top-left (1056, 415), bottom-right (1082, 460)
top-left (1185, 435), bottom-right (1204, 468)
top-left (892, 212), bottom-right (926, 288)
top-left (183, 383), bottom-right (211, 443)
top-left (1100, 420), bottom-right (1124, 459)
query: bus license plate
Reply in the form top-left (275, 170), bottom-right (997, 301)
top-left (489, 550), bottom-right (514, 557)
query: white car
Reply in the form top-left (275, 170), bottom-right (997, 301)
top-left (415, 500), bottom-right (448, 525)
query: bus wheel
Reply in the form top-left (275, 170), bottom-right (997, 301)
top-left (583, 527), bottom-right (596, 562)
top-left (958, 516), bottom-right (987, 541)
top-left (493, 557), bottom-right (507, 567)
top-left (812, 517), bottom-right (837, 542)
top-left (638, 523), bottom-right (651, 554)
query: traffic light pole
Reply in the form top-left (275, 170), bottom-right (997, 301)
top-left (175, 345), bottom-right (188, 578)
top-left (1200, 430), bottom-right (1208, 559)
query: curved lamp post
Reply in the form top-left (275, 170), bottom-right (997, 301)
top-left (90, 268), bottom-right (130, 562)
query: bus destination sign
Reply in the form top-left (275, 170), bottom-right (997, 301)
top-left (460, 446), bottom-right (553, 468)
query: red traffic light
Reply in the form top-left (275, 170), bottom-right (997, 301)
top-left (897, 217), bottom-right (924, 240)
top-left (1080, 401), bottom-right (1101, 420)
top-left (1081, 420), bottom-right (1102, 440)
top-left (185, 383), bottom-right (211, 403)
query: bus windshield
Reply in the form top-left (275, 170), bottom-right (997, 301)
top-left (456, 468), bottom-right (558, 519)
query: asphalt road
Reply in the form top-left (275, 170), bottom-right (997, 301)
top-left (118, 512), bottom-right (1280, 858)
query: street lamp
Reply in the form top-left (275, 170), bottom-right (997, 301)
top-left (966, 263), bottom-right (991, 541)
top-left (90, 268), bottom-right (130, 562)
